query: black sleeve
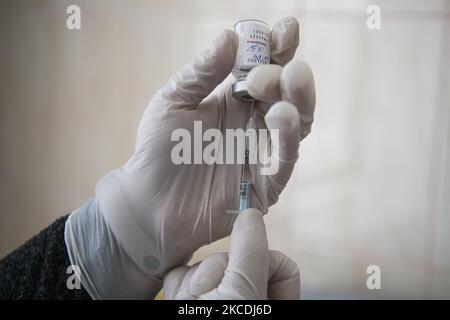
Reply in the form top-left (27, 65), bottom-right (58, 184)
top-left (0, 215), bottom-right (92, 300)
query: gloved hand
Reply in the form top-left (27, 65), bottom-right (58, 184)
top-left (163, 208), bottom-right (300, 300)
top-left (64, 16), bottom-right (315, 299)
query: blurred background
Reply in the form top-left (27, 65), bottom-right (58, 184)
top-left (1, 0), bottom-right (449, 299)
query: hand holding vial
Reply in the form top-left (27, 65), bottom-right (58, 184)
top-left (64, 16), bottom-right (316, 299)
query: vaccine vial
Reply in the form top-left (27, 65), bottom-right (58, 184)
top-left (232, 19), bottom-right (271, 101)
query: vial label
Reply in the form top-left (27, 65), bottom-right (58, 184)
top-left (234, 21), bottom-right (271, 72)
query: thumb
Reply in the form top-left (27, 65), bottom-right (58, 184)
top-left (202, 208), bottom-right (269, 299)
top-left (157, 29), bottom-right (238, 110)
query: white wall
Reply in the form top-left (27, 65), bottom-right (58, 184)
top-left (1, 0), bottom-right (449, 298)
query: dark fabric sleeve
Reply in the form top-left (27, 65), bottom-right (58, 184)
top-left (0, 215), bottom-right (92, 300)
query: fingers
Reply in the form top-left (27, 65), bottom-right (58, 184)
top-left (189, 253), bottom-right (228, 297)
top-left (172, 263), bottom-right (203, 300)
top-left (280, 60), bottom-right (316, 141)
top-left (163, 255), bottom-right (227, 300)
top-left (268, 250), bottom-right (300, 300)
top-left (162, 265), bottom-right (190, 299)
top-left (214, 208), bottom-right (270, 299)
top-left (246, 60), bottom-right (315, 133)
top-left (238, 62), bottom-right (315, 203)
top-left (271, 17), bottom-right (300, 66)
top-left (159, 29), bottom-right (238, 110)
top-left (194, 250), bottom-right (300, 300)
top-left (246, 64), bottom-right (283, 104)
top-left (265, 101), bottom-right (301, 162)
top-left (263, 101), bottom-right (301, 190)
top-left (163, 218), bottom-right (300, 300)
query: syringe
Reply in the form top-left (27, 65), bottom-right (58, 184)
top-left (238, 100), bottom-right (255, 211)
top-left (225, 100), bottom-right (256, 215)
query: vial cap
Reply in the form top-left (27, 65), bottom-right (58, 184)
top-left (232, 80), bottom-right (254, 101)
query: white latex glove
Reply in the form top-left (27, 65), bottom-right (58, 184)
top-left (65, 16), bottom-right (315, 299)
top-left (163, 208), bottom-right (300, 300)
